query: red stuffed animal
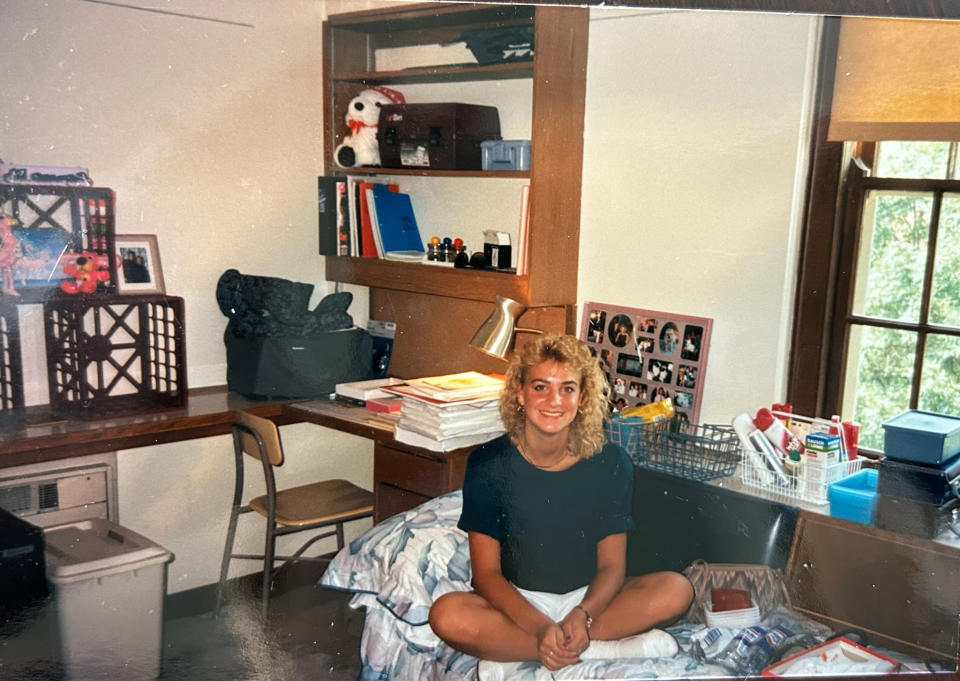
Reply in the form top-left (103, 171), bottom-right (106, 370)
top-left (60, 251), bottom-right (110, 294)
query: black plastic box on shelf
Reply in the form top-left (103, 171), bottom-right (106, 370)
top-left (875, 494), bottom-right (959, 539)
top-left (43, 293), bottom-right (187, 418)
top-left (378, 103), bottom-right (501, 171)
top-left (0, 301), bottom-right (24, 423)
top-left (0, 507), bottom-right (48, 633)
top-left (877, 454), bottom-right (960, 506)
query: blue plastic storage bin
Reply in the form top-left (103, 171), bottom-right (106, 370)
top-left (828, 468), bottom-right (878, 525)
top-left (881, 410), bottom-right (960, 464)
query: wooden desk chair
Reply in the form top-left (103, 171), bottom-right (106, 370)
top-left (215, 410), bottom-right (373, 620)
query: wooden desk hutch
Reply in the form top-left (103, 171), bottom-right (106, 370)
top-left (320, 2), bottom-right (588, 378)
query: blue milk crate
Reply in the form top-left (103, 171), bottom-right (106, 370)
top-left (828, 468), bottom-right (878, 525)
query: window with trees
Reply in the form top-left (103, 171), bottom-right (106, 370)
top-left (787, 17), bottom-right (960, 452)
top-left (828, 142), bottom-right (960, 449)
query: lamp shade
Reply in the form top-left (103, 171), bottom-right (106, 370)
top-left (469, 296), bottom-right (527, 359)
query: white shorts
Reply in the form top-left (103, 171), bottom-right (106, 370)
top-left (514, 584), bottom-right (589, 623)
top-left (477, 584), bottom-right (588, 681)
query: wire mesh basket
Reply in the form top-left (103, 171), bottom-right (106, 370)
top-left (740, 449), bottom-right (863, 505)
top-left (605, 416), bottom-right (740, 482)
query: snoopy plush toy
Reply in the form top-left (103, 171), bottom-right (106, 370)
top-left (334, 86), bottom-right (405, 168)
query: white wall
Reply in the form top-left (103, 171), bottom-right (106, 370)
top-left (579, 7), bottom-right (819, 424)
top-left (1, 0), bottom-right (374, 593)
top-left (1, 1), bottom-right (819, 592)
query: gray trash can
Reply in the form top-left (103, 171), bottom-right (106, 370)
top-left (44, 518), bottom-right (174, 681)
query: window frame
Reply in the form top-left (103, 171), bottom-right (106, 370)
top-left (788, 17), bottom-right (960, 442)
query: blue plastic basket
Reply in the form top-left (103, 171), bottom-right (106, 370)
top-left (604, 417), bottom-right (738, 482)
top-left (828, 468), bottom-right (878, 525)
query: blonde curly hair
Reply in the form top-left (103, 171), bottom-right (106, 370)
top-left (499, 333), bottom-right (610, 459)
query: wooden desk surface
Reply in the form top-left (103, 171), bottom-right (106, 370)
top-left (284, 399), bottom-right (398, 442)
top-left (0, 386), bottom-right (298, 469)
top-left (0, 390), bottom-right (425, 470)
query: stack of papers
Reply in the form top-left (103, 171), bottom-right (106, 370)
top-left (385, 372), bottom-right (506, 452)
top-left (335, 377), bottom-right (406, 403)
top-left (401, 371), bottom-right (504, 402)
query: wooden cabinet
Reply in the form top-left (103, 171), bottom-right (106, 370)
top-left (321, 3), bottom-right (587, 376)
top-left (373, 441), bottom-right (469, 522)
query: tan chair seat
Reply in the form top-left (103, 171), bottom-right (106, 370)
top-left (249, 478), bottom-right (373, 527)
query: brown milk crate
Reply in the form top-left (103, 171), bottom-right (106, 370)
top-left (0, 301), bottom-right (24, 422)
top-left (43, 294), bottom-right (186, 418)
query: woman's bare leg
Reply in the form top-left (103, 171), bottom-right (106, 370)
top-left (588, 571), bottom-right (694, 641)
top-left (429, 591), bottom-right (540, 662)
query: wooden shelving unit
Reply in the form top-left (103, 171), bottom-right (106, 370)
top-left (321, 2), bottom-right (588, 375)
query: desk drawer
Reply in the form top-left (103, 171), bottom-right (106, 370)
top-left (372, 443), bottom-right (469, 523)
top-left (376, 483), bottom-right (432, 522)
top-left (374, 443), bottom-right (448, 497)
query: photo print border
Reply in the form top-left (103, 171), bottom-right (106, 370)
top-left (579, 301), bottom-right (714, 424)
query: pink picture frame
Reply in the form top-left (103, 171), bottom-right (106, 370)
top-left (580, 301), bottom-right (713, 425)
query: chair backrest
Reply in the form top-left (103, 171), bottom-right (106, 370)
top-left (233, 410), bottom-right (284, 467)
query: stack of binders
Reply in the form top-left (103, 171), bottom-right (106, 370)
top-left (875, 410), bottom-right (960, 539)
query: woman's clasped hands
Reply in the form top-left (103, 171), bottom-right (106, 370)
top-left (536, 609), bottom-right (590, 671)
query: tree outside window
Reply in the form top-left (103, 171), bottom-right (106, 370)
top-left (835, 142), bottom-right (960, 449)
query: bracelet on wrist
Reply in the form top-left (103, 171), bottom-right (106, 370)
top-left (574, 604), bottom-right (593, 630)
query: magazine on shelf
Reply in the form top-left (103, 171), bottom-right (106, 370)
top-left (371, 187), bottom-right (425, 257)
top-left (360, 181), bottom-right (399, 258)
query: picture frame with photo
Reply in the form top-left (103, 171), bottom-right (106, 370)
top-left (579, 301), bottom-right (713, 424)
top-left (116, 234), bottom-right (165, 294)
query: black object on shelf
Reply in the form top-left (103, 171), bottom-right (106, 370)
top-left (0, 507), bottom-right (48, 635)
top-left (460, 25), bottom-right (535, 65)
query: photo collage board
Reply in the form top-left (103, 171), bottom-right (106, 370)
top-left (579, 302), bottom-right (714, 425)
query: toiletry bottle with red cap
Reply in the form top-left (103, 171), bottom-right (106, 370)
top-left (733, 412), bottom-right (789, 486)
top-left (754, 407), bottom-right (806, 458)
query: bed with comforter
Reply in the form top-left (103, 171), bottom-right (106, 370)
top-left (319, 490), bottom-right (936, 680)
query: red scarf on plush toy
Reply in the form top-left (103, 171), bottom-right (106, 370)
top-left (348, 119), bottom-right (375, 134)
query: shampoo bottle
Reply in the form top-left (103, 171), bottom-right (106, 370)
top-left (732, 412), bottom-right (788, 486)
top-left (754, 407), bottom-right (805, 458)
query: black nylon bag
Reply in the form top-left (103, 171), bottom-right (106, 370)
top-left (217, 269), bottom-right (375, 398)
top-left (225, 327), bottom-right (373, 399)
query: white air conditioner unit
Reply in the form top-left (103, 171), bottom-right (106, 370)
top-left (0, 452), bottom-right (118, 528)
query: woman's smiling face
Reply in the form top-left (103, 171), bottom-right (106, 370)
top-left (518, 360), bottom-right (582, 437)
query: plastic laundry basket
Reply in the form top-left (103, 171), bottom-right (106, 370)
top-left (44, 518), bottom-right (173, 681)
